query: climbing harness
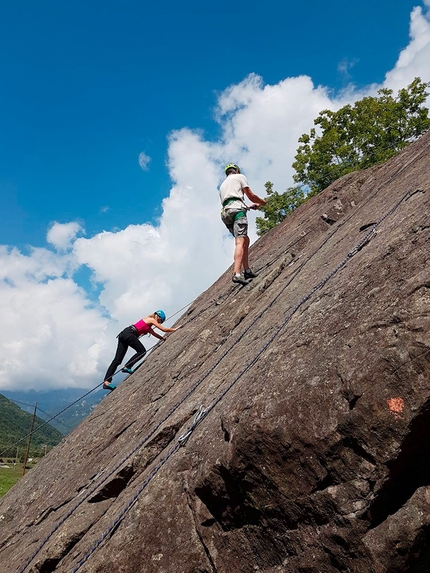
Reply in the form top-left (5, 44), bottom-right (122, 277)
top-left (221, 202), bottom-right (255, 228)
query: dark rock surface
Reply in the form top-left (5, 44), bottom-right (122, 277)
top-left (0, 132), bottom-right (429, 573)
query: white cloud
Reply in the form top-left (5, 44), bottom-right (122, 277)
top-left (0, 4), bottom-right (429, 392)
top-left (215, 74), bottom-right (338, 194)
top-left (0, 245), bottom-right (70, 284)
top-left (337, 57), bottom-right (359, 78)
top-left (384, 4), bottom-right (430, 93)
top-left (138, 151), bottom-right (151, 171)
top-left (0, 246), bottom-right (106, 391)
top-left (73, 130), bottom-right (232, 325)
top-left (47, 222), bottom-right (83, 251)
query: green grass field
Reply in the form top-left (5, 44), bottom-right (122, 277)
top-left (0, 464), bottom-right (23, 497)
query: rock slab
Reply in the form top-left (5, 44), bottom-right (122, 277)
top-left (0, 132), bottom-right (429, 572)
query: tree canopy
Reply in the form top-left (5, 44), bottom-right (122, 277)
top-left (292, 77), bottom-right (430, 195)
top-left (256, 78), bottom-right (430, 234)
top-left (256, 182), bottom-right (305, 236)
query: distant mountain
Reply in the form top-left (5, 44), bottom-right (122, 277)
top-left (1, 387), bottom-right (105, 436)
top-left (0, 394), bottom-right (63, 459)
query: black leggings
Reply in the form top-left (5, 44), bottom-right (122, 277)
top-left (104, 326), bottom-right (147, 382)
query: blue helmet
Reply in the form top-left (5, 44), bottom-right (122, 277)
top-left (155, 310), bottom-right (166, 323)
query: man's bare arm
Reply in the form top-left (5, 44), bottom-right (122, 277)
top-left (244, 187), bottom-right (267, 207)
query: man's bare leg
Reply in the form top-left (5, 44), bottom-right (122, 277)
top-left (242, 236), bottom-right (250, 271)
top-left (234, 236), bottom-right (246, 274)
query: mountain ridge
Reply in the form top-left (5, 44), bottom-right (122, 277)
top-left (0, 394), bottom-right (63, 459)
top-left (1, 388), bottom-right (105, 435)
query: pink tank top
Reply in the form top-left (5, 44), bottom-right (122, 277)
top-left (133, 319), bottom-right (152, 336)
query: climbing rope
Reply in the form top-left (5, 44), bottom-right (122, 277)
top-left (18, 208), bottom-right (349, 573)
top-left (19, 184), bottom-right (421, 573)
top-left (68, 188), bottom-right (417, 573)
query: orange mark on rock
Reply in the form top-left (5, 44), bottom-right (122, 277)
top-left (387, 397), bottom-right (404, 419)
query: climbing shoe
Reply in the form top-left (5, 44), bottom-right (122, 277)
top-left (232, 275), bottom-right (251, 286)
top-left (244, 269), bottom-right (257, 280)
top-left (103, 382), bottom-right (116, 391)
top-left (121, 367), bottom-right (133, 374)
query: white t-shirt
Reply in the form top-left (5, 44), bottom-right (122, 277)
top-left (219, 174), bottom-right (250, 210)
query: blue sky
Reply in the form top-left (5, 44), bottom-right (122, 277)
top-left (0, 0), bottom-right (422, 247)
top-left (0, 0), bottom-right (429, 392)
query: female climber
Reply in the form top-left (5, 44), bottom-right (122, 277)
top-left (103, 310), bottom-right (176, 391)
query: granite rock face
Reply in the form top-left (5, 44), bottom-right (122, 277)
top-left (0, 133), bottom-right (429, 573)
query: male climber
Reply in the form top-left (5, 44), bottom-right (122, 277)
top-left (219, 163), bottom-right (266, 285)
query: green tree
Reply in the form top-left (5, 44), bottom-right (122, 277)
top-left (256, 181), bottom-right (306, 235)
top-left (292, 77), bottom-right (430, 194)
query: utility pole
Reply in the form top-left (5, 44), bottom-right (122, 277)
top-left (22, 402), bottom-right (37, 476)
